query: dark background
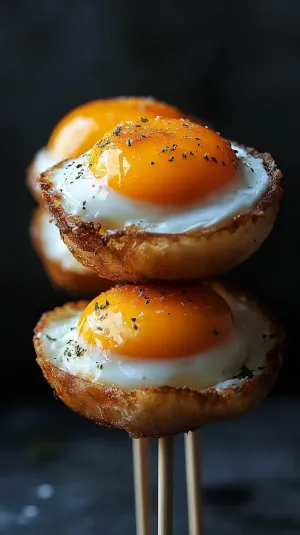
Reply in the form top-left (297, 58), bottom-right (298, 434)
top-left (2, 0), bottom-right (300, 396)
top-left (1, 3), bottom-right (300, 534)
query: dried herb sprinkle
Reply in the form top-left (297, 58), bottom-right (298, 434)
top-left (45, 334), bottom-right (56, 341)
top-left (113, 124), bottom-right (122, 136)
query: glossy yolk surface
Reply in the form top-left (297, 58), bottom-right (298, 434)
top-left (88, 118), bottom-right (238, 206)
top-left (78, 283), bottom-right (233, 359)
top-left (48, 98), bottom-right (182, 159)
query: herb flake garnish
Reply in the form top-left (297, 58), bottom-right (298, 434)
top-left (113, 124), bottom-right (122, 136)
top-left (45, 334), bottom-right (56, 341)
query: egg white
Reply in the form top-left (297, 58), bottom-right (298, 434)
top-left (32, 147), bottom-right (58, 178)
top-left (39, 209), bottom-right (89, 273)
top-left (45, 144), bottom-right (270, 234)
top-left (36, 289), bottom-right (279, 391)
top-left (31, 150), bottom-right (89, 273)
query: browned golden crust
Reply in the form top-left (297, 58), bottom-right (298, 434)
top-left (39, 144), bottom-right (283, 282)
top-left (33, 291), bottom-right (285, 438)
top-left (30, 206), bottom-right (112, 295)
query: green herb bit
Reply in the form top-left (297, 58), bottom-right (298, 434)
top-left (45, 334), bottom-right (56, 341)
top-left (113, 124), bottom-right (122, 136)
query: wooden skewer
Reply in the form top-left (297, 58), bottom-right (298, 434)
top-left (184, 431), bottom-right (204, 535)
top-left (158, 437), bottom-right (174, 535)
top-left (133, 438), bottom-right (152, 535)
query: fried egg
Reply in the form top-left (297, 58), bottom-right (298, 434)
top-left (34, 207), bottom-right (87, 273)
top-left (28, 97), bottom-right (183, 201)
top-left (34, 282), bottom-right (282, 390)
top-left (48, 97), bottom-right (183, 160)
top-left (40, 118), bottom-right (282, 282)
top-left (43, 118), bottom-right (271, 233)
top-left (30, 207), bottom-right (112, 294)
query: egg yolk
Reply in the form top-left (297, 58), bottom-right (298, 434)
top-left (88, 118), bottom-right (238, 206)
top-left (78, 284), bottom-right (233, 360)
top-left (48, 98), bottom-right (183, 160)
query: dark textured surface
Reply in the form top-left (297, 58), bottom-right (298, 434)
top-left (0, 397), bottom-right (299, 534)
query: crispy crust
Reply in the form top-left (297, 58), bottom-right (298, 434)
top-left (30, 206), bottom-right (112, 295)
top-left (27, 162), bottom-right (45, 204)
top-left (39, 144), bottom-right (283, 282)
top-left (33, 288), bottom-right (285, 438)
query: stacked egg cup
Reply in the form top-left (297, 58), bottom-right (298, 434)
top-left (29, 97), bottom-right (286, 534)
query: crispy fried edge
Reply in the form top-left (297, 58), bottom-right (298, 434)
top-left (26, 161), bottom-right (45, 203)
top-left (33, 290), bottom-right (286, 438)
top-left (30, 206), bottom-right (112, 294)
top-left (39, 144), bottom-right (283, 282)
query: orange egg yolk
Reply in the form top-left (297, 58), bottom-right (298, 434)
top-left (78, 284), bottom-right (233, 360)
top-left (48, 98), bottom-right (183, 160)
top-left (88, 118), bottom-right (238, 206)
